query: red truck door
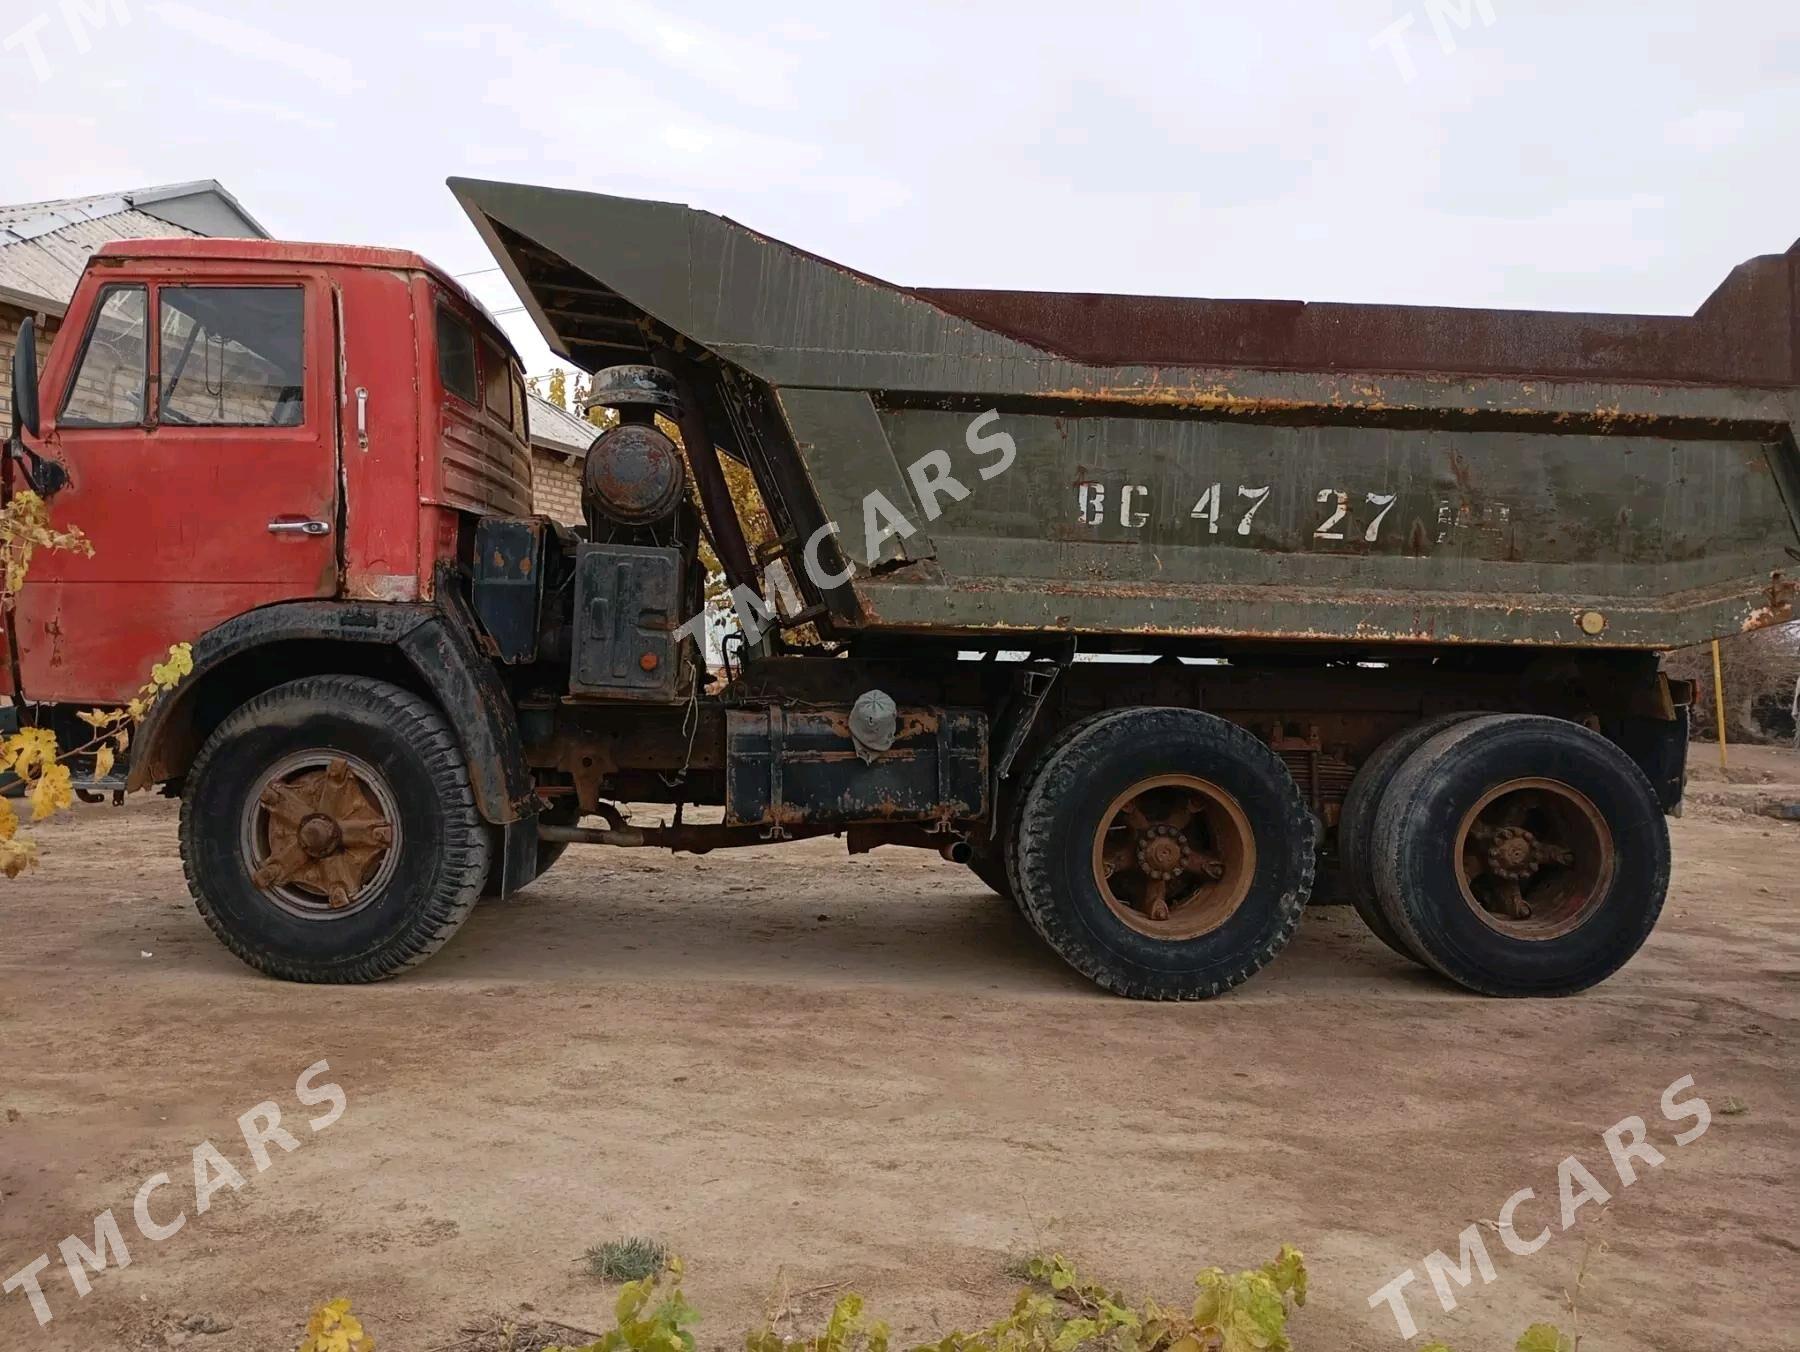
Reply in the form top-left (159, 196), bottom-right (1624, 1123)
top-left (16, 275), bottom-right (339, 703)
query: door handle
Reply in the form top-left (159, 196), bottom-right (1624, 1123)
top-left (268, 519), bottom-right (331, 537)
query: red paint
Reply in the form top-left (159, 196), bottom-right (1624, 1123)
top-left (3, 240), bottom-right (528, 703)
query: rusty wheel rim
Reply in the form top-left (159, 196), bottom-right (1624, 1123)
top-left (239, 751), bottom-right (401, 920)
top-left (1453, 777), bottom-right (1615, 940)
top-left (1091, 774), bottom-right (1256, 940)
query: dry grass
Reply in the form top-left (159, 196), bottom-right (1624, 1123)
top-left (582, 1235), bottom-right (670, 1283)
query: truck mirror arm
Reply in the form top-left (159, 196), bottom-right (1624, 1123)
top-left (5, 437), bottom-right (68, 498)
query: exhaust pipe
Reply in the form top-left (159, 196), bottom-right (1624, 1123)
top-left (538, 823), bottom-right (647, 848)
top-left (938, 838), bottom-right (974, 864)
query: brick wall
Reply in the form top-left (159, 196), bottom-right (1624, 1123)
top-left (532, 447), bottom-right (584, 525)
top-left (0, 302), bottom-right (63, 426)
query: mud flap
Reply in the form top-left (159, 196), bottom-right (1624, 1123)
top-left (494, 816), bottom-right (541, 899)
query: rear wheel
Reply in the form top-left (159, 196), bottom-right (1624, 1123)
top-left (1371, 714), bottom-right (1670, 996)
top-left (1012, 708), bottom-right (1314, 999)
top-left (179, 676), bottom-right (490, 983)
top-left (1338, 711), bottom-right (1486, 963)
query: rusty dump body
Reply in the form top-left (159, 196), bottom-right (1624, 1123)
top-left (453, 177), bottom-right (1800, 653)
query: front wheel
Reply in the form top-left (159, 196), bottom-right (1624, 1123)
top-left (179, 676), bottom-right (490, 983)
top-left (1012, 708), bottom-right (1315, 999)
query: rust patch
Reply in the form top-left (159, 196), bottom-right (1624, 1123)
top-left (1741, 571), bottom-right (1798, 632)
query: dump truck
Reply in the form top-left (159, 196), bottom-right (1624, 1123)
top-left (4, 179), bottom-right (1797, 1000)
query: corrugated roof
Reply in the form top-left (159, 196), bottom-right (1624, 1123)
top-left (0, 181), bottom-right (267, 314)
top-left (527, 392), bottom-right (599, 457)
top-left (0, 192), bottom-right (137, 236)
top-left (0, 209), bottom-right (196, 315)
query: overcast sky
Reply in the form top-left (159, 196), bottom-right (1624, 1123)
top-left (5, 0), bottom-right (1797, 377)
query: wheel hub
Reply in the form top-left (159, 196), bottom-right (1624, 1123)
top-left (1455, 778), bottom-right (1614, 937)
top-left (1484, 826), bottom-right (1537, 879)
top-left (1138, 827), bottom-right (1188, 880)
top-left (1092, 774), bottom-right (1252, 939)
top-left (297, 814), bottom-right (344, 859)
top-left (243, 754), bottom-right (400, 917)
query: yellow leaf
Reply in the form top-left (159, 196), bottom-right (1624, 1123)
top-left (0, 837), bottom-right (36, 877)
top-left (27, 763), bottom-right (72, 822)
top-left (113, 728), bottom-right (131, 753)
top-left (151, 643), bottom-right (195, 691)
top-left (9, 728), bottom-right (56, 778)
top-left (77, 709), bottom-right (113, 729)
top-left (0, 797), bottom-right (16, 842)
top-left (298, 1298), bottom-right (375, 1352)
top-left (94, 745), bottom-right (115, 780)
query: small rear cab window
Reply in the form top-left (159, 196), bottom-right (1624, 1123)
top-left (481, 338), bottom-right (512, 421)
top-left (436, 306), bottom-right (478, 405)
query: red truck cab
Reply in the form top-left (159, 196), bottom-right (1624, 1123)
top-left (6, 239), bottom-right (530, 704)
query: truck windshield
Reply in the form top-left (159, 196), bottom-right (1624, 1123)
top-left (61, 284), bottom-right (148, 427)
top-left (159, 286), bottom-right (305, 427)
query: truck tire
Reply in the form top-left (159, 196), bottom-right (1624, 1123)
top-left (1371, 714), bottom-right (1670, 996)
top-left (1012, 707), bottom-right (1315, 999)
top-left (1338, 711), bottom-right (1486, 963)
top-left (178, 676), bottom-right (490, 983)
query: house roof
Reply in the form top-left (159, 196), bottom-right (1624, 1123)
top-left (0, 180), bottom-right (269, 316)
top-left (527, 392), bottom-right (600, 458)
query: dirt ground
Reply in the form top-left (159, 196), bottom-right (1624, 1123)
top-left (2, 750), bottom-right (1796, 1352)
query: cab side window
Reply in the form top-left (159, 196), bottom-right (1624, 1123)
top-left (61, 285), bottom-right (149, 427)
top-left (159, 287), bottom-right (306, 427)
top-left (437, 307), bottom-right (478, 405)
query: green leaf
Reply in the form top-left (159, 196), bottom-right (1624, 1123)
top-left (1262, 1245), bottom-right (1307, 1307)
top-left (1051, 1317), bottom-right (1098, 1351)
top-left (1516, 1326), bottom-right (1573, 1352)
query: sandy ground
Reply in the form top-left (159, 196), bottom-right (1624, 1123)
top-left (1, 750), bottom-right (1796, 1352)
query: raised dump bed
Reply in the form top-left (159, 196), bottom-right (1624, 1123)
top-left (453, 177), bottom-right (1800, 654)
